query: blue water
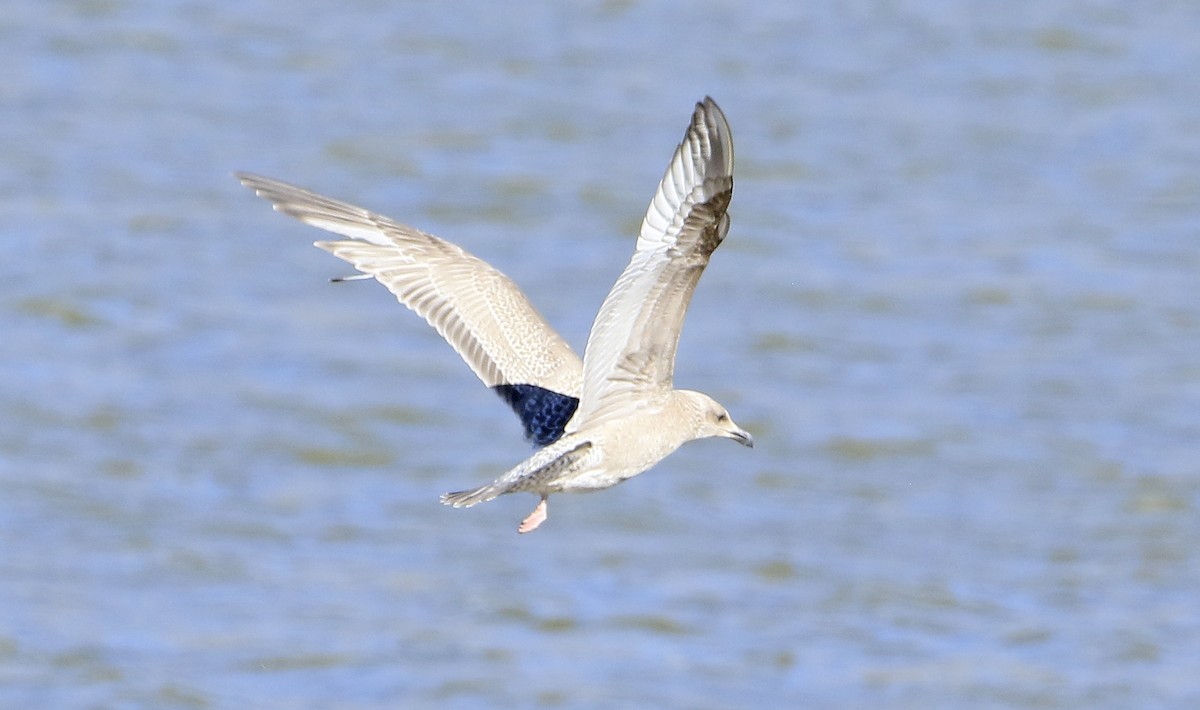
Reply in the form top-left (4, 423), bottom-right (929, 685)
top-left (3, 1), bottom-right (1200, 707)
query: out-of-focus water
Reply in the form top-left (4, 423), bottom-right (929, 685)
top-left (3, 1), bottom-right (1200, 707)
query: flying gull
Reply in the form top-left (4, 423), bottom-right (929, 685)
top-left (236, 97), bottom-right (751, 533)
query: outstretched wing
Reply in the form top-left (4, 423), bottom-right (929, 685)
top-left (568, 97), bottom-right (734, 427)
top-left (236, 173), bottom-right (584, 442)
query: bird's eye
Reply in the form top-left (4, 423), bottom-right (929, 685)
top-left (716, 412), bottom-right (729, 423)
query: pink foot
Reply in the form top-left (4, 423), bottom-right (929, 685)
top-left (517, 498), bottom-right (548, 534)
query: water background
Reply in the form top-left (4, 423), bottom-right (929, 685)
top-left (3, 1), bottom-right (1200, 707)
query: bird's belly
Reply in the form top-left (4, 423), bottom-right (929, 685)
top-left (546, 403), bottom-right (693, 494)
top-left (556, 438), bottom-right (681, 493)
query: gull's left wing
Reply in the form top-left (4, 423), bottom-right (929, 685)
top-left (236, 173), bottom-right (583, 445)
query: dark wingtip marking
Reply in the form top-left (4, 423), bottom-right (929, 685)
top-left (492, 384), bottom-right (579, 447)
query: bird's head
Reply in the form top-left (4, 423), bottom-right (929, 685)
top-left (677, 390), bottom-right (754, 448)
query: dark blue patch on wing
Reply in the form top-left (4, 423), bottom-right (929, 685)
top-left (492, 384), bottom-right (580, 446)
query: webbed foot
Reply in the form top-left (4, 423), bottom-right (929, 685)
top-left (517, 497), bottom-right (548, 534)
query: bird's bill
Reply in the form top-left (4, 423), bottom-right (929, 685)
top-left (730, 428), bottom-right (754, 448)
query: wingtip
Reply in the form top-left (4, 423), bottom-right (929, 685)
top-left (696, 96), bottom-right (725, 121)
top-left (232, 170), bottom-right (258, 187)
top-left (233, 171), bottom-right (276, 198)
top-left (691, 97), bottom-right (733, 172)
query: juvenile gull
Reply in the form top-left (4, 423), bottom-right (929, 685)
top-left (236, 97), bottom-right (751, 533)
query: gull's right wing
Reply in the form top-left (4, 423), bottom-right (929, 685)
top-left (568, 98), bottom-right (734, 429)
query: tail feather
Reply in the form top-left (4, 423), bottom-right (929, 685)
top-left (441, 439), bottom-right (593, 510)
top-left (440, 484), bottom-right (503, 508)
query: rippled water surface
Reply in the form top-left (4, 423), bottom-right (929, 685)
top-left (3, 1), bottom-right (1200, 707)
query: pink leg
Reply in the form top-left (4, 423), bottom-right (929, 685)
top-left (517, 497), bottom-right (548, 534)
